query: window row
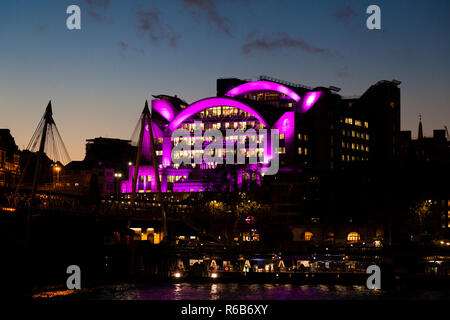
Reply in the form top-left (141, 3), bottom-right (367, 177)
top-left (304, 231), bottom-right (361, 242)
top-left (341, 155), bottom-right (369, 161)
top-left (343, 118), bottom-right (369, 128)
top-left (342, 129), bottom-right (369, 140)
top-left (198, 106), bottom-right (250, 118)
top-left (341, 142), bottom-right (369, 152)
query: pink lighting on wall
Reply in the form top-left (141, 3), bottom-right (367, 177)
top-left (301, 91), bottom-right (322, 112)
top-left (169, 97), bottom-right (267, 131)
top-left (162, 136), bottom-right (172, 168)
top-left (140, 119), bottom-right (164, 162)
top-left (152, 99), bottom-right (177, 122)
top-left (273, 112), bottom-right (295, 139)
top-left (225, 81), bottom-right (301, 103)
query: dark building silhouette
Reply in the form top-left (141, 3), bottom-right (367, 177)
top-left (399, 119), bottom-right (450, 238)
top-left (61, 137), bottom-right (137, 197)
top-left (63, 160), bottom-right (115, 198)
top-left (0, 129), bottom-right (20, 188)
top-left (400, 119), bottom-right (450, 167)
top-left (84, 137), bottom-right (137, 177)
top-left (18, 150), bottom-right (54, 187)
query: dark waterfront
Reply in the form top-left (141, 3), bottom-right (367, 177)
top-left (33, 282), bottom-right (450, 301)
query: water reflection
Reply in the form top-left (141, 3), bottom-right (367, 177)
top-left (110, 283), bottom-right (384, 300)
top-left (35, 282), bottom-right (450, 300)
top-left (210, 284), bottom-right (219, 300)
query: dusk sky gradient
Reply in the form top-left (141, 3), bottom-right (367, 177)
top-left (1, 0), bottom-right (449, 160)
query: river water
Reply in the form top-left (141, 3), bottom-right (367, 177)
top-left (34, 283), bottom-right (450, 300)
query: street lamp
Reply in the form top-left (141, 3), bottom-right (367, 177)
top-left (114, 172), bottom-right (122, 200)
top-left (53, 165), bottom-right (61, 187)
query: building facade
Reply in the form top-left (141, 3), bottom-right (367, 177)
top-left (0, 129), bottom-right (20, 188)
top-left (121, 76), bottom-right (402, 194)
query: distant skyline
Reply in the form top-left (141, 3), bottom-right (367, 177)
top-left (1, 0), bottom-right (449, 160)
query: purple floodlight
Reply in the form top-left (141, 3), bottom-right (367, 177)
top-left (301, 91), bottom-right (322, 112)
top-left (225, 81), bottom-right (301, 103)
top-left (152, 99), bottom-right (177, 122)
top-left (169, 97), bottom-right (267, 131)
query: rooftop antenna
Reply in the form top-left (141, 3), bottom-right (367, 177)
top-left (418, 114), bottom-right (423, 140)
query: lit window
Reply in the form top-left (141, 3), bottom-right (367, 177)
top-left (304, 232), bottom-right (313, 241)
top-left (298, 133), bottom-right (303, 140)
top-left (279, 133), bottom-right (285, 140)
top-left (347, 232), bottom-right (360, 242)
top-left (352, 131), bottom-right (355, 137)
top-left (298, 147), bottom-right (303, 155)
top-left (352, 143), bottom-right (355, 150)
top-left (304, 135), bottom-right (308, 142)
top-left (355, 120), bottom-right (362, 127)
top-left (279, 147), bottom-right (286, 154)
top-left (364, 122), bottom-right (369, 128)
top-left (304, 148), bottom-right (308, 155)
top-left (366, 146), bottom-right (369, 152)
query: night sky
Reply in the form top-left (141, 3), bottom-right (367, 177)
top-left (1, 0), bottom-right (449, 161)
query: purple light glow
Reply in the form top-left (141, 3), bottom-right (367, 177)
top-left (172, 181), bottom-right (209, 193)
top-left (272, 111), bottom-right (295, 158)
top-left (225, 81), bottom-right (301, 103)
top-left (141, 120), bottom-right (164, 161)
top-left (152, 99), bottom-right (177, 122)
top-left (169, 97), bottom-right (267, 131)
top-left (162, 136), bottom-right (172, 168)
top-left (301, 91), bottom-right (322, 112)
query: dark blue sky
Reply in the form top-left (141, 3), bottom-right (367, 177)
top-left (1, 0), bottom-right (449, 160)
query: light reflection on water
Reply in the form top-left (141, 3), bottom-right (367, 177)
top-left (35, 283), bottom-right (450, 300)
top-left (101, 283), bottom-right (385, 300)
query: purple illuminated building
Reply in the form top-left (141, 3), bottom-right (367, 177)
top-left (122, 76), bottom-right (401, 194)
